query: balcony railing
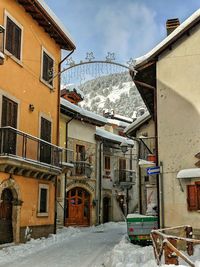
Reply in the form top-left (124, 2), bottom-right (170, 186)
top-left (114, 169), bottom-right (136, 184)
top-left (71, 161), bottom-right (93, 178)
top-left (0, 126), bottom-right (62, 168)
top-left (61, 148), bottom-right (74, 165)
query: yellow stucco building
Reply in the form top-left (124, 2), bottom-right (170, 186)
top-left (0, 0), bottom-right (75, 244)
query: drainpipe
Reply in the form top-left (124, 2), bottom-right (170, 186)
top-left (63, 116), bottom-right (75, 226)
top-left (98, 141), bottom-right (103, 224)
top-left (54, 49), bottom-right (75, 233)
top-left (153, 79), bottom-right (160, 228)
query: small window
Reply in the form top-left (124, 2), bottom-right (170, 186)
top-left (104, 156), bottom-right (111, 177)
top-left (42, 49), bottom-right (54, 87)
top-left (187, 184), bottom-right (200, 211)
top-left (38, 184), bottom-right (49, 216)
top-left (5, 15), bottom-right (22, 60)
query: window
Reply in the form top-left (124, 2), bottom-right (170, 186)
top-left (42, 49), bottom-right (54, 87)
top-left (76, 145), bottom-right (85, 161)
top-left (5, 15), bottom-right (22, 60)
top-left (38, 184), bottom-right (49, 216)
top-left (104, 156), bottom-right (111, 177)
top-left (119, 158), bottom-right (126, 182)
top-left (187, 183), bottom-right (200, 211)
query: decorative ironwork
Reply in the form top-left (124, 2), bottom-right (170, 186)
top-left (66, 57), bottom-right (75, 67)
top-left (49, 52), bottom-right (137, 86)
top-left (106, 52), bottom-right (115, 62)
top-left (127, 58), bottom-right (136, 69)
top-left (85, 52), bottom-right (95, 62)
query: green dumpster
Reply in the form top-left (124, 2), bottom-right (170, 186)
top-left (126, 214), bottom-right (158, 245)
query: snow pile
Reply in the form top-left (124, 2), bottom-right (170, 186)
top-left (104, 234), bottom-right (200, 267)
top-left (104, 235), bottom-right (157, 267)
top-left (0, 227), bottom-right (81, 265)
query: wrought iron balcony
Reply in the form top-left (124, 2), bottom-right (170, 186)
top-left (0, 126), bottom-right (63, 179)
top-left (114, 169), bottom-right (136, 186)
top-left (71, 161), bottom-right (93, 178)
top-left (61, 148), bottom-right (74, 166)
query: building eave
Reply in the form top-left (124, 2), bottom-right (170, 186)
top-left (18, 0), bottom-right (76, 50)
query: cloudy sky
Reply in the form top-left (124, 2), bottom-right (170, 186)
top-left (45, 0), bottom-right (200, 64)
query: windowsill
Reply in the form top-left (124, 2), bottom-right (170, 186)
top-left (4, 49), bottom-right (23, 67)
top-left (40, 77), bottom-right (54, 91)
top-left (37, 212), bottom-right (49, 217)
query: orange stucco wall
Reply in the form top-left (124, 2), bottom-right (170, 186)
top-left (0, 172), bottom-right (55, 226)
top-left (0, 0), bottom-right (61, 142)
top-left (0, 0), bottom-right (62, 229)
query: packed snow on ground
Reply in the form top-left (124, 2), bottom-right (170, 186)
top-left (0, 222), bottom-right (199, 267)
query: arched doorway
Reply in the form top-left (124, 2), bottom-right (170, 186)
top-left (103, 196), bottom-right (111, 223)
top-left (0, 188), bottom-right (13, 244)
top-left (66, 187), bottom-right (90, 226)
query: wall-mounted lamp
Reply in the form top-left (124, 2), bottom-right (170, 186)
top-left (29, 104), bottom-right (35, 112)
top-left (120, 140), bottom-right (129, 154)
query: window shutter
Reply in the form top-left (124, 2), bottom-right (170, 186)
top-left (6, 17), bottom-right (13, 53)
top-left (6, 17), bottom-right (21, 59)
top-left (187, 185), bottom-right (198, 211)
top-left (14, 26), bottom-right (21, 60)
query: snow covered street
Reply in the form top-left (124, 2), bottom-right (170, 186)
top-left (0, 222), bottom-right (199, 267)
top-left (0, 222), bottom-right (126, 267)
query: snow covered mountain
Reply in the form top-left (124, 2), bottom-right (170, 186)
top-left (78, 72), bottom-right (146, 118)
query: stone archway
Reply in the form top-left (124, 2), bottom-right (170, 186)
top-left (0, 177), bottom-right (22, 243)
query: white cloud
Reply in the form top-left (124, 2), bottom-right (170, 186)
top-left (95, 1), bottom-right (164, 61)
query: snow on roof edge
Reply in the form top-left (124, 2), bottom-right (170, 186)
top-left (177, 168), bottom-right (200, 178)
top-left (135, 8), bottom-right (200, 67)
top-left (37, 0), bottom-right (76, 47)
top-left (60, 98), bottom-right (107, 125)
top-left (124, 112), bottom-right (151, 134)
top-left (96, 127), bottom-right (134, 146)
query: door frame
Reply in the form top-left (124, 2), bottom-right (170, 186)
top-left (65, 187), bottom-right (91, 226)
top-left (0, 178), bottom-right (22, 243)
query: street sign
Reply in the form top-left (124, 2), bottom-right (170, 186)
top-left (147, 166), bottom-right (160, 175)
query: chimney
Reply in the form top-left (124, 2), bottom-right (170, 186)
top-left (166, 18), bottom-right (180, 35)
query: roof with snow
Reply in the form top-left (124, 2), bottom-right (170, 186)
top-left (18, 0), bottom-right (75, 50)
top-left (135, 9), bottom-right (200, 68)
top-left (124, 112), bottom-right (151, 135)
top-left (95, 127), bottom-right (134, 146)
top-left (106, 118), bottom-right (130, 128)
top-left (61, 85), bottom-right (85, 101)
top-left (60, 98), bottom-right (107, 126)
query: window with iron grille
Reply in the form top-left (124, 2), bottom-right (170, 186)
top-left (42, 50), bottom-right (54, 86)
top-left (5, 16), bottom-right (22, 60)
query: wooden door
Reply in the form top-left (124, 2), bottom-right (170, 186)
top-left (103, 197), bottom-right (110, 223)
top-left (40, 117), bottom-right (52, 164)
top-left (1, 96), bottom-right (18, 154)
top-left (66, 188), bottom-right (90, 226)
top-left (0, 189), bottom-right (13, 244)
